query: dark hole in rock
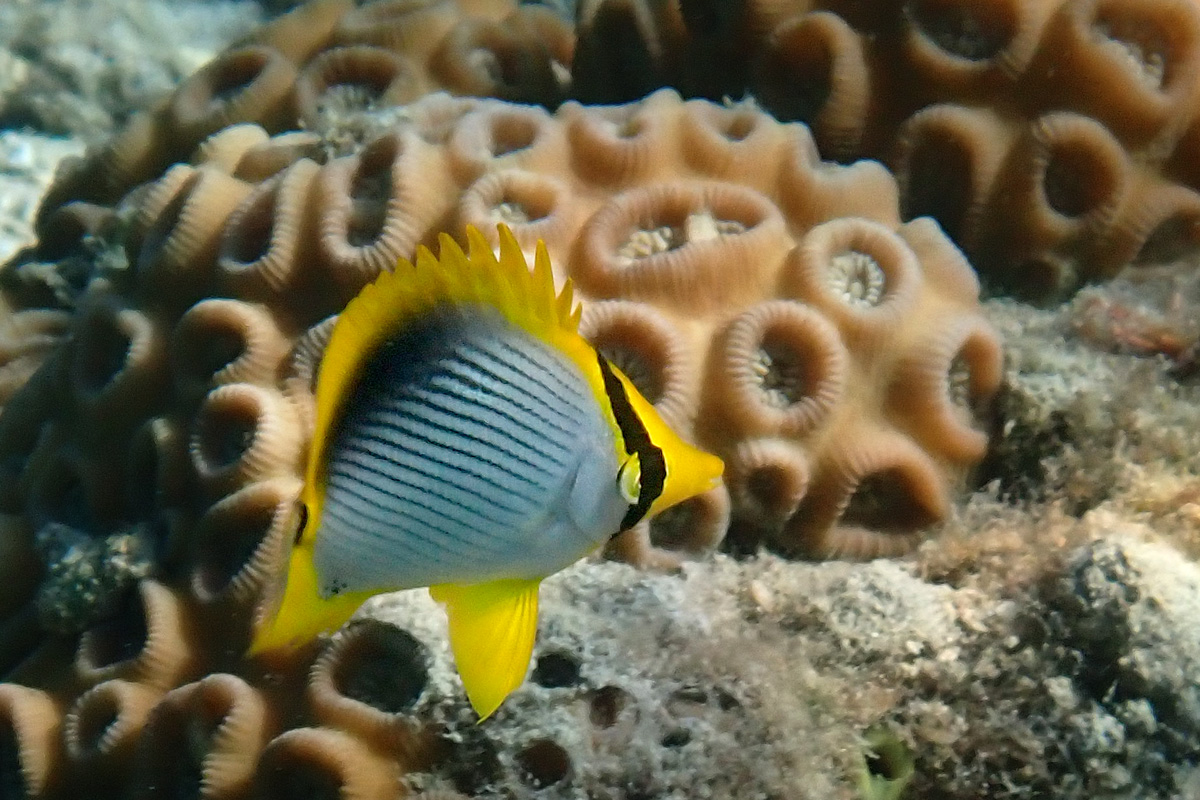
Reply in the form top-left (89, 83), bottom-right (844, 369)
top-left (1043, 141), bottom-right (1116, 219)
top-left (624, 788), bottom-right (658, 800)
top-left (0, 727), bottom-right (25, 800)
top-left (212, 53), bottom-right (268, 106)
top-left (197, 328), bottom-right (245, 383)
top-left (714, 687), bottom-right (740, 710)
top-left (489, 113), bottom-right (538, 157)
top-left (196, 503), bottom-right (271, 597)
top-left (649, 499), bottom-right (702, 551)
top-left (862, 729), bottom-right (912, 784)
top-left (672, 686), bottom-right (707, 704)
top-left (437, 726), bottom-right (502, 795)
top-left (661, 728), bottom-right (691, 747)
top-left (334, 622), bottom-right (429, 712)
top-left (346, 140), bottom-right (398, 246)
top-left (225, 190), bottom-right (277, 265)
top-left (864, 749), bottom-right (891, 778)
top-left (668, 685), bottom-right (714, 719)
top-left (764, 39), bottom-right (831, 126)
top-left (720, 516), bottom-right (765, 558)
top-left (901, 136), bottom-right (971, 243)
top-left (197, 401), bottom-right (257, 470)
top-left (76, 701), bottom-right (119, 754)
top-left (910, 0), bottom-right (1013, 60)
top-left (532, 650), bottom-right (581, 688)
top-left (1135, 214), bottom-right (1200, 264)
top-left (589, 685), bottom-right (632, 728)
top-left (83, 594), bottom-right (148, 668)
top-left (78, 319), bottom-right (131, 394)
top-left (516, 739), bottom-right (570, 788)
top-left (261, 762), bottom-right (342, 800)
top-left (841, 470), bottom-right (938, 533)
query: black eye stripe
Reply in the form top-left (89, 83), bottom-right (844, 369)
top-left (596, 354), bottom-right (665, 531)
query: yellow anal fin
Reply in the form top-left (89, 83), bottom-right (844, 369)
top-left (430, 578), bottom-right (541, 721)
top-left (248, 545), bottom-right (372, 656)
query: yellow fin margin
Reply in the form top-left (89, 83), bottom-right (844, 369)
top-left (430, 579), bottom-right (541, 720)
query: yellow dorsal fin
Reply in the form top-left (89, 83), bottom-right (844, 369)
top-left (301, 224), bottom-right (588, 539)
top-left (430, 579), bottom-right (541, 720)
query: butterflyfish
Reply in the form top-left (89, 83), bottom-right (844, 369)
top-left (249, 224), bottom-right (724, 719)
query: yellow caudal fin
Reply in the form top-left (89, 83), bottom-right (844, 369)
top-left (430, 578), bottom-right (541, 720)
top-left (248, 543), bottom-right (373, 656)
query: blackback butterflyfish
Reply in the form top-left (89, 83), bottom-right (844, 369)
top-left (249, 224), bottom-right (724, 719)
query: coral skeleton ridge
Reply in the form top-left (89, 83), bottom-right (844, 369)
top-left (573, 0), bottom-right (1200, 301)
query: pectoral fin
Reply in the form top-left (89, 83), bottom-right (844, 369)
top-left (430, 578), bottom-right (541, 720)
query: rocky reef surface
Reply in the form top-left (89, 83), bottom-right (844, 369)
top-left (0, 1), bottom-right (1199, 799)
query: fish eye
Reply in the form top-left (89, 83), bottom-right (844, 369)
top-left (617, 454), bottom-right (641, 505)
top-left (294, 502), bottom-right (308, 545)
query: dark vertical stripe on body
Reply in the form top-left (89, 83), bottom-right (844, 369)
top-left (437, 353), bottom-right (578, 439)
top-left (347, 433), bottom-right (530, 517)
top-left (350, 426), bottom-right (540, 506)
top-left (496, 339), bottom-right (586, 411)
top-left (332, 448), bottom-right (518, 544)
top-left (392, 382), bottom-right (573, 471)
top-left (596, 353), bottom-right (666, 531)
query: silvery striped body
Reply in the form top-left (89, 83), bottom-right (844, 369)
top-left (312, 305), bottom-right (627, 598)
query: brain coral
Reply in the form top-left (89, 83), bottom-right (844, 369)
top-left (0, 0), bottom-right (1003, 795)
top-left (0, 86), bottom-right (1002, 800)
top-left (22, 0), bottom-right (573, 236)
top-left (573, 0), bottom-right (1200, 301)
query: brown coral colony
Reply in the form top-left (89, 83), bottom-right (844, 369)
top-left (40, 0), bottom-right (1200, 795)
